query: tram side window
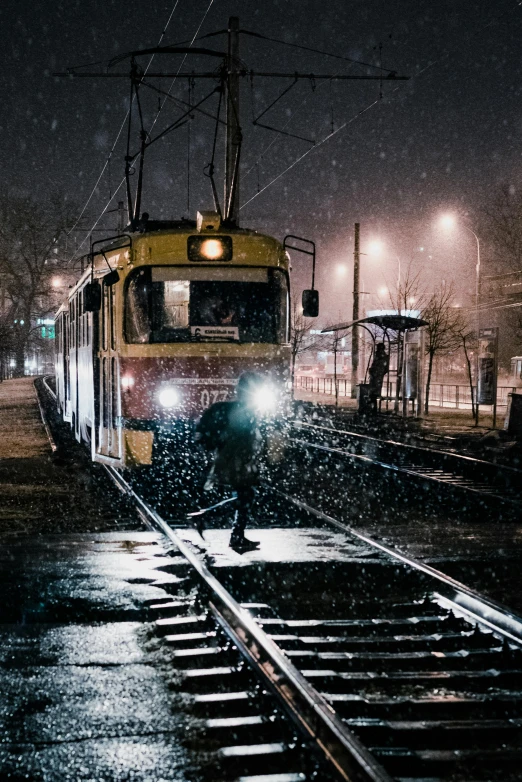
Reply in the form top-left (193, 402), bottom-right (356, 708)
top-left (110, 285), bottom-right (116, 350)
top-left (126, 268), bottom-right (152, 344)
top-left (102, 283), bottom-right (108, 351)
top-left (70, 300), bottom-right (75, 347)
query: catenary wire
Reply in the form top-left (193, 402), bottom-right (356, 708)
top-left (149, 0), bottom-right (216, 134)
top-left (239, 0), bottom-right (522, 211)
top-left (66, 0), bottom-right (182, 251)
top-left (239, 97), bottom-right (381, 211)
top-left (70, 0), bottom-right (215, 260)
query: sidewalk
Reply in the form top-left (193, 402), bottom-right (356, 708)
top-left (0, 377), bottom-right (50, 459)
top-left (0, 378), bottom-right (197, 780)
top-left (0, 377), bottom-right (134, 536)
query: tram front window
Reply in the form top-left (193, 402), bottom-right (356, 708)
top-left (125, 266), bottom-right (289, 344)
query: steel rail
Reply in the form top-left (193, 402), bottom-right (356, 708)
top-left (42, 376), bottom-right (57, 402)
top-left (36, 377), bottom-right (522, 776)
top-left (103, 464), bottom-right (392, 782)
top-left (291, 433), bottom-right (510, 502)
top-left (296, 420), bottom-right (522, 478)
top-left (291, 421), bottom-right (522, 507)
top-left (34, 379), bottom-right (57, 452)
top-left (272, 487), bottom-right (522, 647)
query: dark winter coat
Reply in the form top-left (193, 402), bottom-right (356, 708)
top-left (195, 400), bottom-right (261, 488)
top-left (368, 350), bottom-right (389, 398)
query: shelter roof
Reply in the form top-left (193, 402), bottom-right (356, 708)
top-left (321, 314), bottom-right (428, 334)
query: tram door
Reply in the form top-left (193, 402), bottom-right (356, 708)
top-left (63, 311), bottom-right (71, 416)
top-left (98, 280), bottom-right (121, 459)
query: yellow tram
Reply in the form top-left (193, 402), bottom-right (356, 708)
top-left (55, 211), bottom-right (297, 468)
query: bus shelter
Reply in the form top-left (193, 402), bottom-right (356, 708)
top-left (322, 313), bottom-right (427, 416)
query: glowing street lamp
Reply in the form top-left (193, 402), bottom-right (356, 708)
top-left (439, 214), bottom-right (456, 230)
top-left (367, 239), bottom-right (401, 288)
top-left (439, 213), bottom-right (480, 314)
top-left (367, 239), bottom-right (385, 257)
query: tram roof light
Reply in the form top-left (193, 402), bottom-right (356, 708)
top-left (188, 235), bottom-right (233, 262)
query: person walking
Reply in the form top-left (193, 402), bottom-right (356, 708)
top-left (195, 372), bottom-right (264, 551)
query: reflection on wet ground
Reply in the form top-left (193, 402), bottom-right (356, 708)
top-left (0, 533), bottom-right (197, 781)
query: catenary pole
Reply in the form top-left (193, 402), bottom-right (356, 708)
top-left (225, 16), bottom-right (240, 224)
top-left (351, 223), bottom-right (360, 398)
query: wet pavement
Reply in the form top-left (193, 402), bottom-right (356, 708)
top-left (179, 527), bottom-right (381, 567)
top-left (0, 379), bottom-right (134, 536)
top-left (0, 533), bottom-right (196, 781)
top-left (0, 380), bottom-right (197, 780)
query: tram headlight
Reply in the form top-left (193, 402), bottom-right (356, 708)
top-left (251, 384), bottom-right (278, 414)
top-left (158, 386), bottom-right (180, 408)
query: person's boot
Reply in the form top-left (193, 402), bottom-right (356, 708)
top-left (229, 533), bottom-right (260, 551)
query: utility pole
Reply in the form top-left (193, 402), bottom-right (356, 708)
top-left (351, 223), bottom-right (360, 398)
top-left (56, 30), bottom-right (408, 224)
top-left (225, 16), bottom-right (241, 224)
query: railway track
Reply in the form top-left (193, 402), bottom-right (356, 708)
top-left (109, 471), bottom-right (522, 782)
top-left (38, 378), bottom-right (522, 780)
top-left (290, 420), bottom-right (522, 509)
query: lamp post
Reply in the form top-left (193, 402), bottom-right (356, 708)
top-left (439, 214), bottom-right (481, 423)
top-left (351, 223), bottom-right (360, 398)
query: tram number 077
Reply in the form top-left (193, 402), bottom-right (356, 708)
top-left (200, 388), bottom-right (231, 408)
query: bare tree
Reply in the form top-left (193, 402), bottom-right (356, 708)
top-left (322, 324), bottom-right (350, 407)
top-left (386, 265), bottom-right (427, 410)
top-left (387, 264), bottom-right (426, 314)
top-left (421, 282), bottom-right (462, 414)
top-left (452, 315), bottom-right (478, 423)
top-left (481, 185), bottom-right (522, 344)
top-left (482, 185), bottom-right (522, 272)
top-left (0, 193), bottom-right (77, 376)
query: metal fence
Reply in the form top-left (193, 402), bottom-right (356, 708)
top-left (295, 375), bottom-right (518, 410)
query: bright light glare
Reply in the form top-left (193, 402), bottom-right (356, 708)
top-left (121, 375), bottom-right (134, 389)
top-left (378, 286), bottom-right (388, 297)
top-left (336, 264), bottom-right (347, 276)
top-left (158, 387), bottom-right (180, 408)
top-left (200, 239), bottom-right (224, 259)
top-left (367, 240), bottom-right (385, 256)
top-left (252, 385), bottom-right (278, 414)
top-left (440, 214), bottom-right (456, 230)
top-left (51, 276), bottom-right (62, 288)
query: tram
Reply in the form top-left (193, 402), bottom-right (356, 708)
top-left (55, 211), bottom-right (317, 468)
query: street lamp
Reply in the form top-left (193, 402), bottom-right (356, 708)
top-left (439, 213), bottom-right (481, 422)
top-left (367, 239), bottom-right (401, 290)
top-left (439, 215), bottom-right (480, 311)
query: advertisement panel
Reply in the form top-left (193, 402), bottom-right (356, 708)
top-left (477, 327), bottom-right (498, 406)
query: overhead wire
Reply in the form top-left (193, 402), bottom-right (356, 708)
top-left (239, 29), bottom-right (396, 74)
top-left (70, 0), bottom-right (215, 260)
top-left (71, 0), bottom-right (522, 246)
top-left (240, 0), bottom-right (522, 212)
top-left (67, 0), bottom-right (182, 254)
top-left (240, 97), bottom-right (381, 211)
top-left (149, 0), bottom-right (216, 134)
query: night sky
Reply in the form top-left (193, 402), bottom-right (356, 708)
top-left (3, 0), bottom-right (522, 322)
